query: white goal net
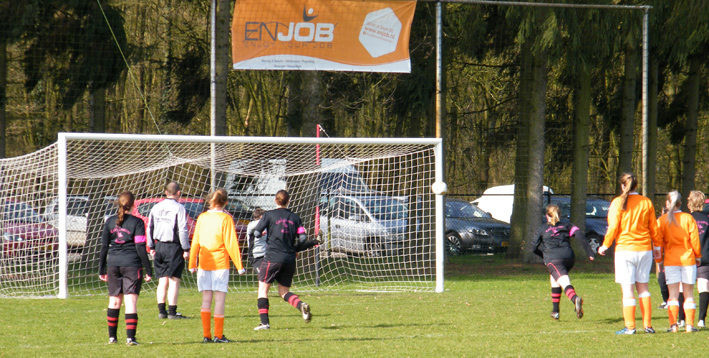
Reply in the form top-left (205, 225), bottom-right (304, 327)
top-left (0, 133), bottom-right (443, 298)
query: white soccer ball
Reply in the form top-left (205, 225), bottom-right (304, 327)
top-left (431, 181), bottom-right (448, 195)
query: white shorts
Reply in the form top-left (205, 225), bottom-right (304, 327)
top-left (614, 250), bottom-right (653, 284)
top-left (665, 265), bottom-right (697, 285)
top-left (197, 269), bottom-right (229, 292)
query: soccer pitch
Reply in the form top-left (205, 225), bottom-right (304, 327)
top-left (0, 255), bottom-right (703, 357)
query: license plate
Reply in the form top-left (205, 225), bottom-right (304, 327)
top-left (501, 241), bottom-right (509, 247)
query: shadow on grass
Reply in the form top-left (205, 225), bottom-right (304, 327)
top-left (446, 254), bottom-right (615, 281)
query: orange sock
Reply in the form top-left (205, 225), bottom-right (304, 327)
top-left (214, 314), bottom-right (224, 339)
top-left (668, 299), bottom-right (679, 326)
top-left (639, 294), bottom-right (652, 328)
top-left (684, 299), bottom-right (696, 329)
top-left (201, 309), bottom-right (211, 339)
top-left (623, 298), bottom-right (636, 329)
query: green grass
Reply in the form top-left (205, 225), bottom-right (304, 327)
top-left (0, 255), bottom-right (702, 357)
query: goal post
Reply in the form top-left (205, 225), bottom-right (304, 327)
top-left (38, 133), bottom-right (443, 297)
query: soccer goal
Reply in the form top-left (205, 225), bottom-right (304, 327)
top-left (0, 133), bottom-right (444, 298)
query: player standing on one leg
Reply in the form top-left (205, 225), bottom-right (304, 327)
top-left (99, 191), bottom-right (152, 346)
top-left (687, 190), bottom-right (709, 328)
top-left (252, 190), bottom-right (312, 330)
top-left (658, 191), bottom-right (701, 333)
top-left (599, 173), bottom-right (662, 335)
top-left (246, 208), bottom-right (267, 274)
top-left (147, 182), bottom-right (190, 319)
top-left (532, 204), bottom-right (595, 320)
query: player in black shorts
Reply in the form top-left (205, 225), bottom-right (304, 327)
top-left (688, 191), bottom-right (709, 328)
top-left (99, 191), bottom-right (153, 346)
top-left (251, 190), bottom-right (319, 330)
top-left (532, 204), bottom-right (595, 321)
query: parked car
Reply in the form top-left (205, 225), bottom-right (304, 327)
top-left (1, 200), bottom-right (58, 260)
top-left (544, 196), bottom-right (610, 254)
top-left (445, 199), bottom-right (510, 256)
top-left (44, 196), bottom-right (117, 249)
top-left (320, 194), bottom-right (408, 256)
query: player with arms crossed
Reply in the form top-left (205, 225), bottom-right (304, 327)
top-left (147, 182), bottom-right (190, 319)
top-left (99, 191), bottom-right (153, 346)
top-left (599, 173), bottom-right (662, 334)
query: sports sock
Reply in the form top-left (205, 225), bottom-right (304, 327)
top-left (678, 292), bottom-right (686, 321)
top-left (684, 299), bottom-right (696, 328)
top-left (668, 299), bottom-right (680, 326)
top-left (622, 298), bottom-right (636, 330)
top-left (638, 292), bottom-right (652, 328)
top-left (201, 309), bottom-right (211, 339)
top-left (564, 285), bottom-right (578, 303)
top-left (125, 313), bottom-right (138, 339)
top-left (551, 287), bottom-right (562, 313)
top-left (699, 292), bottom-right (709, 321)
top-left (214, 314), bottom-right (224, 339)
top-left (258, 298), bottom-right (270, 325)
top-left (168, 305), bottom-right (177, 316)
top-left (658, 271), bottom-right (669, 303)
top-left (284, 292), bottom-right (304, 310)
top-left (158, 303), bottom-right (167, 316)
top-left (107, 308), bottom-right (120, 339)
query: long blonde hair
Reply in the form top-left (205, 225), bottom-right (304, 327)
top-left (665, 190), bottom-right (681, 227)
top-left (116, 191), bottom-right (135, 227)
top-left (619, 173), bottom-right (638, 211)
top-left (545, 204), bottom-right (560, 226)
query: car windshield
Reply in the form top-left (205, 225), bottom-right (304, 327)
top-left (183, 202), bottom-right (204, 219)
top-left (360, 197), bottom-right (407, 221)
top-left (446, 201), bottom-right (491, 218)
top-left (2, 201), bottom-right (43, 223)
top-left (320, 172), bottom-right (369, 194)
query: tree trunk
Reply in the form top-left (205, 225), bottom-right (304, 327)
top-left (510, 39), bottom-right (547, 262)
top-left (89, 87), bottom-right (106, 133)
top-left (0, 37), bottom-right (6, 158)
top-left (681, 58), bottom-right (701, 211)
top-left (615, 45), bottom-right (638, 195)
top-left (571, 66), bottom-right (591, 238)
top-left (646, 56), bottom-right (658, 204)
top-left (286, 72), bottom-right (302, 136)
top-left (212, 0), bottom-right (229, 136)
top-left (300, 71), bottom-right (322, 137)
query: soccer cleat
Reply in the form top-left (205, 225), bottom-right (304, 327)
top-left (168, 312), bottom-right (189, 320)
top-left (686, 325), bottom-right (697, 333)
top-left (213, 336), bottom-right (232, 343)
top-left (615, 327), bottom-right (636, 335)
top-left (644, 327), bottom-right (655, 334)
top-left (202, 337), bottom-right (212, 343)
top-left (301, 303), bottom-right (312, 323)
top-left (550, 311), bottom-right (560, 320)
top-left (574, 298), bottom-right (583, 319)
top-left (254, 323), bottom-right (270, 331)
top-left (108, 337), bottom-right (117, 344)
top-left (126, 338), bottom-right (139, 346)
top-left (678, 320), bottom-right (685, 328)
top-left (667, 324), bottom-right (678, 333)
top-left (658, 302), bottom-right (667, 309)
top-left (158, 313), bottom-right (168, 319)
top-left (698, 320), bottom-right (705, 328)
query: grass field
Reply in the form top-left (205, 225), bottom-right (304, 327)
top-left (0, 255), bottom-right (704, 357)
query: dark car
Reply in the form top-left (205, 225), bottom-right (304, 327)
top-left (445, 199), bottom-right (510, 256)
top-left (545, 196), bottom-right (610, 254)
top-left (0, 200), bottom-right (58, 261)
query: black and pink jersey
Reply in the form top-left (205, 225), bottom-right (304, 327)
top-left (254, 208), bottom-right (306, 264)
top-left (691, 211), bottom-right (709, 266)
top-left (532, 222), bottom-right (595, 263)
top-left (99, 214), bottom-right (152, 276)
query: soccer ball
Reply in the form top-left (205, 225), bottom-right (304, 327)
top-left (431, 181), bottom-right (448, 195)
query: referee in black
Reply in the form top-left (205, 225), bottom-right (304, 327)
top-left (147, 182), bottom-right (190, 319)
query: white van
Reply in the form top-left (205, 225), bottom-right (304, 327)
top-left (471, 184), bottom-right (553, 223)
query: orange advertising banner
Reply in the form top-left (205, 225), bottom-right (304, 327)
top-left (232, 0), bottom-right (416, 72)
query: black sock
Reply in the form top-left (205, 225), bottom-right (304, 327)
top-left (158, 303), bottom-right (167, 315)
top-left (125, 313), bottom-right (138, 339)
top-left (258, 298), bottom-right (269, 325)
top-left (168, 305), bottom-right (177, 316)
top-left (658, 270), bottom-right (669, 302)
top-left (551, 287), bottom-right (562, 313)
top-left (679, 292), bottom-right (686, 321)
top-left (700, 292), bottom-right (709, 321)
top-left (107, 308), bottom-right (120, 339)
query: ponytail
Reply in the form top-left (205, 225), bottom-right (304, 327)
top-left (619, 173), bottom-right (638, 211)
top-left (545, 204), bottom-right (560, 226)
top-left (665, 190), bottom-right (681, 227)
top-left (116, 191), bottom-right (135, 227)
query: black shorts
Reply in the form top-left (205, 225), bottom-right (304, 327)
top-left (258, 260), bottom-right (296, 287)
top-left (698, 265), bottom-right (709, 280)
top-left (153, 242), bottom-right (185, 279)
top-left (107, 266), bottom-right (144, 296)
top-left (252, 257), bottom-right (264, 274)
top-left (546, 258), bottom-right (575, 281)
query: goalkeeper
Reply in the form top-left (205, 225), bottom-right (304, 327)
top-left (246, 208), bottom-right (267, 273)
top-left (251, 190), bottom-right (319, 330)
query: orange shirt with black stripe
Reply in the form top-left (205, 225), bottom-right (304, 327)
top-left (657, 211), bottom-right (701, 267)
top-left (603, 193), bottom-right (661, 251)
top-left (188, 210), bottom-right (243, 271)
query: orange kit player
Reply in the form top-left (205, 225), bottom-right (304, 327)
top-left (598, 173), bottom-right (662, 334)
top-left (657, 191), bottom-right (701, 333)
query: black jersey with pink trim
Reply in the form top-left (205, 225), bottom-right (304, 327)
top-left (532, 222), bottom-right (595, 263)
top-left (691, 211), bottom-right (709, 266)
top-left (99, 214), bottom-right (152, 276)
top-left (254, 208), bottom-right (305, 263)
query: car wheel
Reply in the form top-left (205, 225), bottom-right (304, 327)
top-left (445, 233), bottom-right (462, 256)
top-left (587, 233), bottom-right (601, 254)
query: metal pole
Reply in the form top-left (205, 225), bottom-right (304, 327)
top-left (210, 0), bottom-right (217, 190)
top-left (434, 139), bottom-right (444, 293)
top-left (57, 134), bottom-right (68, 299)
top-left (435, 2), bottom-right (443, 139)
top-left (641, 8), bottom-right (649, 196)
